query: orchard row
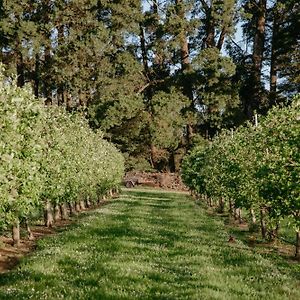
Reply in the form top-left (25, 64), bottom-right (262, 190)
top-left (0, 69), bottom-right (124, 246)
top-left (182, 97), bottom-right (299, 257)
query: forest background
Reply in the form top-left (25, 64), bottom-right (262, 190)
top-left (0, 0), bottom-right (299, 172)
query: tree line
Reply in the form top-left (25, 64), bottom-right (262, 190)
top-left (182, 96), bottom-right (299, 258)
top-left (0, 0), bottom-right (299, 171)
top-left (0, 68), bottom-right (124, 246)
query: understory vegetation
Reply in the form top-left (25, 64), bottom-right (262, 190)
top-left (0, 189), bottom-right (300, 299)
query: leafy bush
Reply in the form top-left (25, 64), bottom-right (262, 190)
top-left (182, 96), bottom-right (300, 256)
top-left (0, 67), bottom-right (124, 237)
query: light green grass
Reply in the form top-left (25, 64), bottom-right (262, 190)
top-left (0, 189), bottom-right (299, 299)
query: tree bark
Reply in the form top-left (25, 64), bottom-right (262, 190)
top-left (139, 24), bottom-right (150, 79)
top-left (238, 208), bottom-right (243, 224)
top-left (269, 222), bottom-right (280, 242)
top-left (16, 47), bottom-right (25, 87)
top-left (54, 204), bottom-right (61, 221)
top-left (229, 199), bottom-right (233, 216)
top-left (75, 202), bottom-right (81, 212)
top-left (217, 27), bottom-right (226, 50)
top-left (44, 200), bottom-right (54, 227)
top-left (295, 231), bottom-right (300, 260)
top-left (250, 208), bottom-right (256, 224)
top-left (260, 207), bottom-right (267, 239)
top-left (85, 196), bottom-right (91, 208)
top-left (68, 202), bottom-right (77, 216)
top-left (204, 3), bottom-right (216, 49)
top-left (80, 200), bottom-right (85, 210)
top-left (219, 197), bottom-right (225, 213)
top-left (26, 220), bottom-right (35, 241)
top-left (250, 0), bottom-right (267, 115)
top-left (34, 54), bottom-right (40, 97)
top-left (60, 203), bottom-right (68, 220)
top-left (12, 219), bottom-right (21, 247)
top-left (269, 7), bottom-right (280, 106)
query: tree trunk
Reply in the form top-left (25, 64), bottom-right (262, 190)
top-left (217, 27), bottom-right (226, 50)
top-left (234, 207), bottom-right (239, 220)
top-left (260, 207), bottom-right (267, 239)
top-left (238, 208), bottom-right (242, 224)
top-left (34, 54), bottom-right (40, 97)
top-left (229, 199), bottom-right (233, 216)
top-left (44, 200), bottom-right (54, 227)
top-left (60, 203), bottom-right (68, 220)
top-left (139, 23), bottom-right (150, 79)
top-left (44, 44), bottom-right (52, 105)
top-left (12, 219), bottom-right (21, 247)
top-left (54, 204), bottom-right (61, 221)
top-left (68, 202), bottom-right (77, 216)
top-left (250, 208), bottom-right (256, 224)
top-left (204, 6), bottom-right (216, 49)
top-left (269, 7), bottom-right (279, 106)
top-left (295, 231), bottom-right (300, 260)
top-left (218, 197), bottom-right (225, 213)
top-left (80, 200), bottom-right (85, 210)
top-left (251, 0), bottom-right (267, 115)
top-left (85, 196), bottom-right (91, 209)
top-left (16, 50), bottom-right (25, 87)
top-left (75, 202), bottom-right (81, 212)
top-left (269, 222), bottom-right (280, 242)
top-left (26, 220), bottom-right (35, 241)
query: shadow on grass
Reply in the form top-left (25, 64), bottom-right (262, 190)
top-left (0, 189), bottom-right (300, 300)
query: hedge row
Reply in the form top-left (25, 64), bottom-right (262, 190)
top-left (182, 97), bottom-right (299, 257)
top-left (0, 69), bottom-right (124, 246)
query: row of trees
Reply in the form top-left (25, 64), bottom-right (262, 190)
top-left (1, 1), bottom-right (298, 171)
top-left (0, 68), bottom-right (124, 246)
top-left (182, 96), bottom-right (299, 257)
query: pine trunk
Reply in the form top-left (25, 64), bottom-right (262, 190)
top-left (12, 219), bottom-right (21, 247)
top-left (269, 9), bottom-right (279, 106)
top-left (295, 231), bottom-right (300, 260)
top-left (250, 0), bottom-right (267, 115)
top-left (34, 54), bottom-right (40, 97)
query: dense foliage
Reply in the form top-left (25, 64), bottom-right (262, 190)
top-left (0, 68), bottom-right (124, 242)
top-left (1, 0), bottom-right (298, 171)
top-left (182, 96), bottom-right (300, 256)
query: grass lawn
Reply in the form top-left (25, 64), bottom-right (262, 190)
top-left (0, 188), bottom-right (299, 299)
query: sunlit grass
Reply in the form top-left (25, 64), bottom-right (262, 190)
top-left (0, 189), bottom-right (299, 299)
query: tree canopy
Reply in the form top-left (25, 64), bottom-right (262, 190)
top-left (0, 0), bottom-right (299, 171)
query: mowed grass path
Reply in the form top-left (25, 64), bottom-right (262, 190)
top-left (0, 189), bottom-right (300, 299)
